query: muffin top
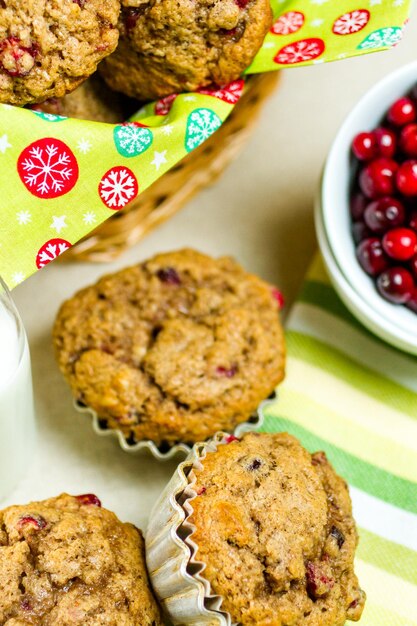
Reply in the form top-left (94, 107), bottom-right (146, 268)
top-left (0, 0), bottom-right (121, 105)
top-left (53, 249), bottom-right (285, 447)
top-left (0, 493), bottom-right (162, 625)
top-left (189, 432), bottom-right (366, 626)
top-left (99, 0), bottom-right (272, 100)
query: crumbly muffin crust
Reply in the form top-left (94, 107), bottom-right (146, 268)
top-left (0, 494), bottom-right (162, 625)
top-left (99, 0), bottom-right (272, 101)
top-left (29, 76), bottom-right (127, 123)
top-left (189, 432), bottom-right (366, 626)
top-left (53, 249), bottom-right (285, 446)
top-left (0, 0), bottom-right (121, 106)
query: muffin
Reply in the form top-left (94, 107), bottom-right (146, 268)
top-left (53, 249), bottom-right (285, 448)
top-left (146, 432), bottom-right (366, 626)
top-left (99, 0), bottom-right (272, 101)
top-left (0, 0), bottom-right (121, 106)
top-left (29, 76), bottom-right (130, 124)
top-left (0, 493), bottom-right (163, 625)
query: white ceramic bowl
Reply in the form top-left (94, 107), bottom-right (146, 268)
top-left (319, 60), bottom-right (417, 355)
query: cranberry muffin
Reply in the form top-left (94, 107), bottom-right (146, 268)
top-left (0, 493), bottom-right (163, 625)
top-left (29, 76), bottom-right (128, 124)
top-left (53, 249), bottom-right (285, 447)
top-left (0, 0), bottom-right (121, 106)
top-left (188, 433), bottom-right (366, 625)
top-left (99, 0), bottom-right (272, 101)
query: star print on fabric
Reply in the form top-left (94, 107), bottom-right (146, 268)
top-left (16, 210), bottom-right (31, 225)
top-left (51, 215), bottom-right (67, 234)
top-left (0, 134), bottom-right (11, 154)
top-left (151, 150), bottom-right (168, 170)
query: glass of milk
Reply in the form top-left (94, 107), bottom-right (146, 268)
top-left (0, 277), bottom-right (36, 501)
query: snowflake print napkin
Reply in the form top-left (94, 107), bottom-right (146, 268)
top-left (0, 0), bottom-right (412, 289)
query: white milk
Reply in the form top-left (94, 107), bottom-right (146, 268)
top-left (0, 295), bottom-right (36, 501)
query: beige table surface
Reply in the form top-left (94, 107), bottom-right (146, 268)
top-left (4, 14), bottom-right (417, 525)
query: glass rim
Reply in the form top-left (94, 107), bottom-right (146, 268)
top-left (0, 275), bottom-right (26, 366)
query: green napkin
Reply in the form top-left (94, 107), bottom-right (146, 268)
top-left (0, 0), bottom-right (412, 289)
top-left (262, 255), bottom-right (417, 625)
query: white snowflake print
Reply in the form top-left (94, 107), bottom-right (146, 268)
top-left (12, 272), bottom-right (25, 286)
top-left (161, 124), bottom-right (174, 136)
top-left (275, 38), bottom-right (325, 65)
top-left (271, 11), bottom-right (305, 36)
top-left (99, 166), bottom-right (138, 210)
top-left (311, 19), bottom-right (324, 27)
top-left (16, 210), bottom-right (31, 225)
top-left (0, 134), bottom-right (11, 154)
top-left (370, 0), bottom-right (382, 5)
top-left (184, 96), bottom-right (197, 102)
top-left (36, 239), bottom-right (71, 269)
top-left (77, 138), bottom-right (92, 154)
top-left (83, 211), bottom-right (97, 225)
top-left (114, 124), bottom-right (153, 157)
top-left (18, 139), bottom-right (78, 198)
top-left (185, 109), bottom-right (222, 153)
top-left (333, 10), bottom-right (370, 35)
top-left (358, 27), bottom-right (403, 49)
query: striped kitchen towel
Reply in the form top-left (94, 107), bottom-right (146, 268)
top-left (262, 255), bottom-right (417, 625)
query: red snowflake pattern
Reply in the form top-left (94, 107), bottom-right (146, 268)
top-left (198, 79), bottom-right (245, 104)
top-left (274, 38), bottom-right (325, 65)
top-left (36, 238), bottom-right (72, 269)
top-left (99, 166), bottom-right (139, 210)
top-left (17, 138), bottom-right (78, 199)
top-left (333, 10), bottom-right (370, 36)
top-left (270, 11), bottom-right (305, 36)
top-left (154, 93), bottom-right (178, 116)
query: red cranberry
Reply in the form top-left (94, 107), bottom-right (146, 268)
top-left (196, 486), bottom-right (206, 495)
top-left (374, 127), bottom-right (397, 158)
top-left (377, 267), bottom-right (414, 304)
top-left (382, 228), bottom-right (417, 261)
top-left (406, 287), bottom-right (417, 313)
top-left (124, 7), bottom-right (142, 31)
top-left (359, 158), bottom-right (398, 198)
top-left (234, 0), bottom-right (250, 6)
top-left (397, 160), bottom-right (417, 196)
top-left (216, 365), bottom-right (237, 378)
top-left (76, 494), bottom-right (102, 507)
top-left (73, 0), bottom-right (86, 6)
top-left (17, 515), bottom-right (47, 531)
top-left (352, 132), bottom-right (377, 161)
top-left (350, 192), bottom-right (368, 221)
top-left (400, 124), bottom-right (417, 157)
top-left (157, 267), bottom-right (181, 285)
top-left (356, 238), bottom-right (390, 276)
top-left (364, 197), bottom-right (405, 233)
top-left (225, 434), bottom-right (239, 443)
top-left (388, 97), bottom-right (416, 126)
top-left (306, 562), bottom-right (334, 599)
top-left (0, 37), bottom-right (38, 77)
top-left (271, 287), bottom-right (285, 309)
top-left (352, 221), bottom-right (371, 244)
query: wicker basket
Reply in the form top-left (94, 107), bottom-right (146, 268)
top-left (65, 72), bottom-right (280, 262)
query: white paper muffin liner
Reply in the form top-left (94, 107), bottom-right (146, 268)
top-left (74, 394), bottom-right (274, 461)
top-left (144, 397), bottom-right (275, 623)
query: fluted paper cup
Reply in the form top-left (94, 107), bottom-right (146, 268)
top-left (74, 395), bottom-right (271, 462)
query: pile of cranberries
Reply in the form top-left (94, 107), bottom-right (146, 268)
top-left (351, 88), bottom-right (417, 314)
